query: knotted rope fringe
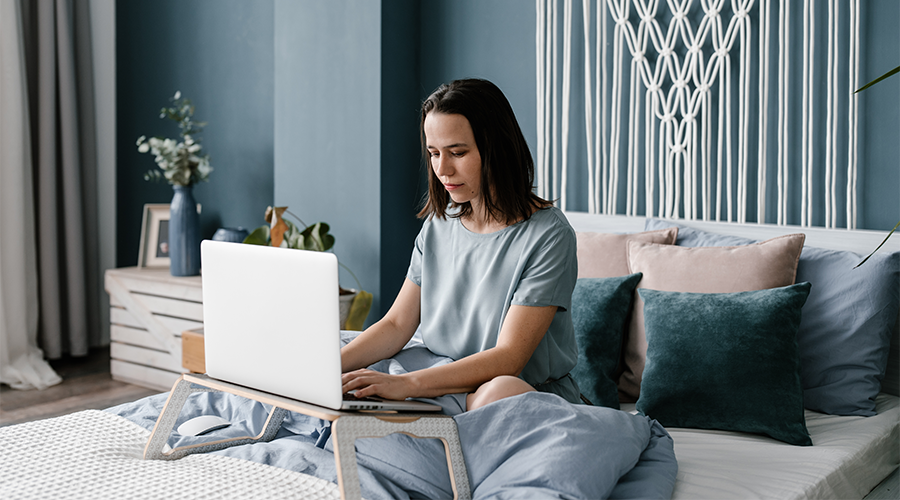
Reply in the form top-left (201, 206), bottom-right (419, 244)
top-left (535, 0), bottom-right (860, 228)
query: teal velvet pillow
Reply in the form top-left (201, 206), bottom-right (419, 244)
top-left (636, 283), bottom-right (813, 446)
top-left (571, 273), bottom-right (643, 409)
top-left (644, 218), bottom-right (900, 416)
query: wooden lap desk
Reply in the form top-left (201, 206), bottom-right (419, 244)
top-left (143, 373), bottom-right (471, 500)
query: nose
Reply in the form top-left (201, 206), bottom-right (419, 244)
top-left (433, 155), bottom-right (453, 178)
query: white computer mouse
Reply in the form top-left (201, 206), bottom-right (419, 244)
top-left (176, 415), bottom-right (231, 436)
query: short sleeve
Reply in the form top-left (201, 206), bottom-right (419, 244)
top-left (511, 224), bottom-right (578, 311)
top-left (406, 225), bottom-right (425, 286)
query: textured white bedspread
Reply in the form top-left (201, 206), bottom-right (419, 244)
top-left (0, 410), bottom-right (340, 500)
top-left (625, 393), bottom-right (899, 499)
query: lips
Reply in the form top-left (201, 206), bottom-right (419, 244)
top-left (444, 183), bottom-right (463, 191)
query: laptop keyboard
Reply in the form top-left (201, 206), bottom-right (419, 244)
top-left (342, 392), bottom-right (384, 403)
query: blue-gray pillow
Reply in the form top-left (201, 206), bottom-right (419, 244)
top-left (636, 283), bottom-right (813, 446)
top-left (645, 218), bottom-right (900, 416)
top-left (571, 273), bottom-right (643, 409)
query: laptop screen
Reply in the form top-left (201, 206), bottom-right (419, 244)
top-left (200, 241), bottom-right (345, 409)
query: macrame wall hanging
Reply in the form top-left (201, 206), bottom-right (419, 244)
top-left (536, 0), bottom-right (860, 228)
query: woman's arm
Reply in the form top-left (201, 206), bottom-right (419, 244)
top-left (340, 277), bottom-right (422, 373)
top-left (342, 303), bottom-right (557, 399)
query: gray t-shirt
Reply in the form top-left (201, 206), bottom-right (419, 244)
top-left (407, 207), bottom-right (580, 403)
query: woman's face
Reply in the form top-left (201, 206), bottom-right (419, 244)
top-left (424, 112), bottom-right (483, 209)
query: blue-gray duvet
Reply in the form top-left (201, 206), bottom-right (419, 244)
top-left (107, 340), bottom-right (677, 500)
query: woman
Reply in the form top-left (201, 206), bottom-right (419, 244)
top-left (341, 78), bottom-right (579, 412)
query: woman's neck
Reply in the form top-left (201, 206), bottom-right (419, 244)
top-left (461, 214), bottom-right (508, 234)
top-left (461, 202), bottom-right (540, 234)
top-left (458, 201), bottom-right (498, 233)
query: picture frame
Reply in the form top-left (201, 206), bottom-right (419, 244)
top-left (138, 204), bottom-right (171, 268)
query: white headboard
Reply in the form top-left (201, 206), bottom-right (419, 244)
top-left (564, 211), bottom-right (900, 397)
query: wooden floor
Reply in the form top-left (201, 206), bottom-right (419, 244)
top-left (0, 346), bottom-right (161, 427)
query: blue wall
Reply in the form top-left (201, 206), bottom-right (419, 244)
top-left (273, 0), bottom-right (383, 318)
top-left (116, 0), bottom-right (274, 267)
top-left (381, 1), bottom-right (426, 314)
top-left (859, 0), bottom-right (900, 232)
top-left (116, 0), bottom-right (898, 321)
top-left (419, 0), bottom-right (537, 151)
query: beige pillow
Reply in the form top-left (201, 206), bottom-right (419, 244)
top-left (618, 233), bottom-right (806, 402)
top-left (576, 228), bottom-right (678, 278)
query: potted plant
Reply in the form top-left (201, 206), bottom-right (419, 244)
top-left (244, 206), bottom-right (373, 330)
top-left (136, 91), bottom-right (212, 276)
top-left (854, 64), bottom-right (899, 267)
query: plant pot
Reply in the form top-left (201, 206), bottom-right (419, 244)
top-left (339, 289), bottom-right (358, 330)
top-left (169, 185), bottom-right (201, 276)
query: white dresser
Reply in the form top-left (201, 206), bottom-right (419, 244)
top-left (104, 267), bottom-right (203, 391)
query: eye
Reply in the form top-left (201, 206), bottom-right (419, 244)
top-left (450, 151), bottom-right (466, 158)
top-left (428, 150), bottom-right (439, 158)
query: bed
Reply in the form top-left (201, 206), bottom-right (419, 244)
top-left (565, 213), bottom-right (900, 499)
top-left (1, 212), bottom-right (897, 500)
top-left (1, 342), bottom-right (677, 500)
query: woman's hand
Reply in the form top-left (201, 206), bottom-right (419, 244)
top-left (342, 369), bottom-right (417, 401)
top-left (341, 304), bottom-right (559, 402)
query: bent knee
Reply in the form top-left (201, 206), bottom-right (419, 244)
top-left (467, 375), bottom-right (535, 411)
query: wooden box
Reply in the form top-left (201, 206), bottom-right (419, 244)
top-left (181, 328), bottom-right (205, 373)
top-left (105, 267), bottom-right (203, 391)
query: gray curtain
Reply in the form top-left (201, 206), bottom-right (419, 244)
top-left (20, 0), bottom-right (100, 359)
top-left (0, 0), bottom-right (60, 389)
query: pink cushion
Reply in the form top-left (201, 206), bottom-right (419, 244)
top-left (618, 233), bottom-right (806, 402)
top-left (576, 228), bottom-right (678, 278)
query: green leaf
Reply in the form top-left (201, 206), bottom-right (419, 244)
top-left (322, 234), bottom-right (335, 251)
top-left (854, 65), bottom-right (900, 94)
top-left (300, 222), bottom-right (335, 252)
top-left (282, 220), bottom-right (301, 249)
top-left (855, 220), bottom-right (899, 268)
top-left (344, 290), bottom-right (373, 331)
top-left (243, 225), bottom-right (270, 245)
top-left (143, 170), bottom-right (163, 182)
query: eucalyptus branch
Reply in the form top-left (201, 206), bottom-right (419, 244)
top-left (136, 91), bottom-right (212, 187)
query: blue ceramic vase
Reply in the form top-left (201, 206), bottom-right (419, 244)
top-left (169, 185), bottom-right (200, 276)
top-left (212, 227), bottom-right (249, 243)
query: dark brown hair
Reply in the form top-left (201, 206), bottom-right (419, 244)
top-left (417, 78), bottom-right (550, 223)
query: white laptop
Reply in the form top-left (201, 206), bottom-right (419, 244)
top-left (200, 240), bottom-right (440, 412)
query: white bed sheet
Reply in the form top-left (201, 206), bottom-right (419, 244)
top-left (622, 393), bottom-right (899, 499)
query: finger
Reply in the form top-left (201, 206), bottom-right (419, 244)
top-left (352, 385), bottom-right (376, 398)
top-left (341, 369), bottom-right (370, 386)
top-left (345, 381), bottom-right (380, 399)
top-left (342, 374), bottom-right (378, 394)
top-left (342, 377), bottom-right (364, 393)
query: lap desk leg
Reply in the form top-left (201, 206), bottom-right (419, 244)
top-left (142, 377), bottom-right (287, 461)
top-left (333, 414), bottom-right (471, 500)
top-left (144, 375), bottom-right (471, 500)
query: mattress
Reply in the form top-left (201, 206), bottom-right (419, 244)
top-left (623, 393), bottom-right (899, 499)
